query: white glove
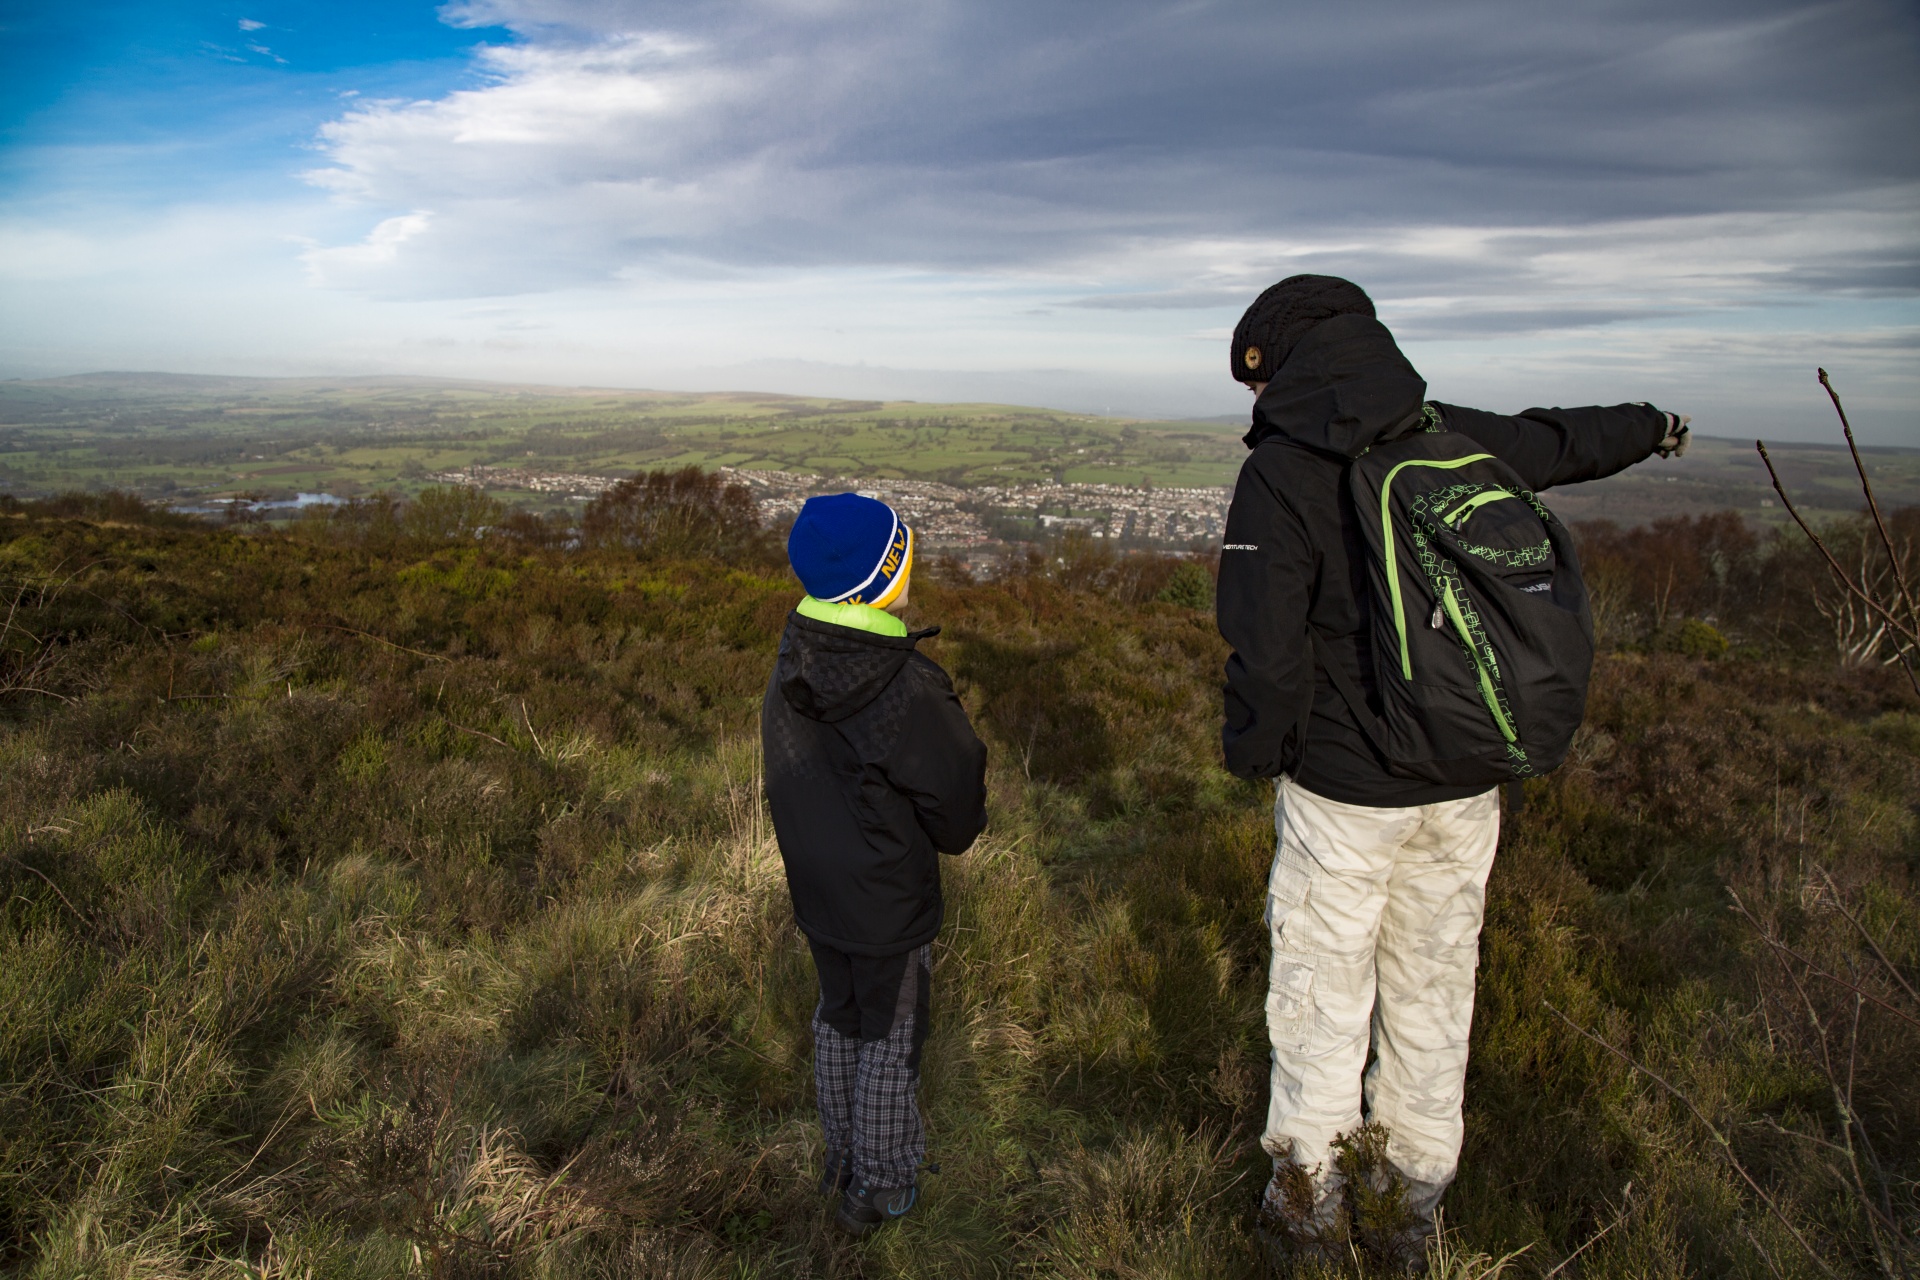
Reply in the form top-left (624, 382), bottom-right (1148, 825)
top-left (1655, 412), bottom-right (1690, 459)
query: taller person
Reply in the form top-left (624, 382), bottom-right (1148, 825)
top-left (1215, 276), bottom-right (1688, 1265)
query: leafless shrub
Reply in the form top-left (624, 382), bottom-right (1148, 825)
top-left (1813, 514), bottom-right (1919, 669)
top-left (1758, 369), bottom-right (1920, 696)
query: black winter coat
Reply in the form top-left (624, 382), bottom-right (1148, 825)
top-left (1216, 313), bottom-right (1670, 806)
top-left (762, 612), bottom-right (988, 955)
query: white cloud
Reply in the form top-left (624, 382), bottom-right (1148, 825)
top-left (301, 212), bottom-right (434, 283)
top-left (291, 1), bottom-right (1920, 324)
top-left (2, 0), bottom-right (1915, 439)
top-left (238, 18), bottom-right (264, 31)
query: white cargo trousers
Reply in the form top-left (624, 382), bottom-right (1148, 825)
top-left (1263, 775), bottom-right (1499, 1213)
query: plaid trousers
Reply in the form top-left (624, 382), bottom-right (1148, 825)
top-left (809, 941), bottom-right (932, 1189)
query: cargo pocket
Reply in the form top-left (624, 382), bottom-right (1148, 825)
top-left (1264, 840), bottom-right (1313, 931)
top-left (1266, 950), bottom-right (1318, 1055)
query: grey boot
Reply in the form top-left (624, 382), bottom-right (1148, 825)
top-left (1371, 1170), bottom-right (1447, 1275)
top-left (1254, 1161), bottom-right (1346, 1270)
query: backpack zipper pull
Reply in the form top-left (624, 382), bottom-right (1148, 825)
top-left (1430, 600), bottom-right (1445, 630)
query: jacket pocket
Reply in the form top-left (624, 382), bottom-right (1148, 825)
top-left (1266, 949), bottom-right (1318, 1055)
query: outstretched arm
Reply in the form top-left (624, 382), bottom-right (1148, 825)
top-left (1216, 454), bottom-right (1318, 779)
top-left (1433, 401), bottom-right (1679, 491)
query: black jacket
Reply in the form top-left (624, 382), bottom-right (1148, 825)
top-left (1216, 313), bottom-right (1669, 806)
top-left (762, 612), bottom-right (988, 954)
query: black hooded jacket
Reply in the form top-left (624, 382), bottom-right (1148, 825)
top-left (762, 611), bottom-right (989, 954)
top-left (1216, 313), bottom-right (1670, 806)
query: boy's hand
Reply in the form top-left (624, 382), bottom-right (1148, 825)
top-left (1655, 412), bottom-right (1690, 459)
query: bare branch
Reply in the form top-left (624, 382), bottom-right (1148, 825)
top-left (1815, 866), bottom-right (1920, 1007)
top-left (448, 721), bottom-right (510, 749)
top-left (1821, 368), bottom-right (1919, 625)
top-left (1729, 894), bottom-right (1920, 1031)
top-left (310, 622), bottom-right (448, 663)
top-left (1756, 439), bottom-right (1920, 700)
top-left (1542, 1184), bottom-right (1633, 1278)
top-left (1543, 1001), bottom-right (1839, 1279)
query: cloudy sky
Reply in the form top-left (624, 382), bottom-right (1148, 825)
top-left (2, 0), bottom-right (1917, 436)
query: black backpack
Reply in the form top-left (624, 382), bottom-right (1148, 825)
top-left (1312, 411), bottom-right (1594, 787)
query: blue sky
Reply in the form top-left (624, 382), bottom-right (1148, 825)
top-left (2, 0), bottom-right (1917, 438)
top-left (4, 4), bottom-right (498, 194)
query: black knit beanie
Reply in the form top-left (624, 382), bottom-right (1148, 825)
top-left (1230, 275), bottom-right (1376, 383)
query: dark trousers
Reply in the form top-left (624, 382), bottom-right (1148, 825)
top-left (808, 940), bottom-right (931, 1189)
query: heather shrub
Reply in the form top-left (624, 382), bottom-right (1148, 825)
top-left (579, 466), bottom-right (768, 562)
top-left (0, 493), bottom-right (1913, 1277)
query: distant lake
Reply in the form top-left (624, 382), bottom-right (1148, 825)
top-left (173, 492), bottom-right (344, 515)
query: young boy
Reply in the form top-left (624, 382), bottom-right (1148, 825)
top-left (761, 492), bottom-right (989, 1236)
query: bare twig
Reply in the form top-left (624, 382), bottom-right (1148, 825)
top-left (1843, 988), bottom-right (1902, 1259)
top-left (1755, 443), bottom-right (1918, 650)
top-left (1780, 947), bottom-right (1898, 1278)
top-left (520, 699), bottom-right (544, 756)
top-left (6, 858), bottom-right (87, 927)
top-left (1713, 903), bottom-right (1906, 1273)
top-left (448, 721), bottom-right (509, 748)
top-left (1543, 1001), bottom-right (1839, 1279)
top-left (1814, 866), bottom-right (1920, 1007)
top-left (311, 623), bottom-right (447, 663)
top-left (1741, 1223), bottom-right (1790, 1280)
top-left (1542, 1183), bottom-right (1633, 1278)
top-left (1822, 368), bottom-right (1919, 625)
top-left (1757, 439), bottom-right (1920, 696)
top-left (4, 685), bottom-right (75, 703)
top-left (1729, 894), bottom-right (1920, 1031)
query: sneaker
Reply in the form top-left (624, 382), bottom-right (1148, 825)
top-left (818, 1149), bottom-right (854, 1197)
top-left (835, 1181), bottom-right (918, 1236)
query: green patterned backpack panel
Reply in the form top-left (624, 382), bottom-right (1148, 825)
top-left (1331, 411), bottom-right (1594, 786)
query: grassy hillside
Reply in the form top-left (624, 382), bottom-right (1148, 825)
top-left (0, 492), bottom-right (1916, 1277)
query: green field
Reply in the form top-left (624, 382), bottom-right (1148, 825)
top-left (1, 372), bottom-right (1914, 529)
top-left (0, 373), bottom-right (1244, 503)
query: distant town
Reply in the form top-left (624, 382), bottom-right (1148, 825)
top-left (425, 464), bottom-right (1233, 551)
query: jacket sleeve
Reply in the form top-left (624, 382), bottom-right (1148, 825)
top-left (883, 668), bottom-right (989, 854)
top-left (1433, 401), bottom-right (1670, 491)
top-left (1216, 453), bottom-right (1318, 780)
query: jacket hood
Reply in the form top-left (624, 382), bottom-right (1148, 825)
top-left (1243, 313), bottom-right (1427, 458)
top-left (776, 612), bottom-right (936, 723)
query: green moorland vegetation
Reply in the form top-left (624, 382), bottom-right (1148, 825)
top-left (1, 478), bottom-right (1916, 1278)
top-left (2, 372), bottom-right (1916, 529)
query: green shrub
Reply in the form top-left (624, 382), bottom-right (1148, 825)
top-left (1678, 617), bottom-right (1730, 659)
top-left (1155, 560), bottom-right (1214, 610)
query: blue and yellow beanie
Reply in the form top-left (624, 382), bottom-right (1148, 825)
top-left (787, 493), bottom-right (914, 608)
